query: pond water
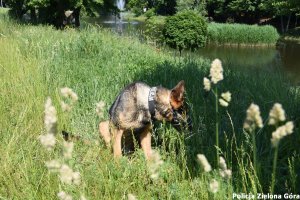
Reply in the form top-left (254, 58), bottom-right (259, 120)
top-left (85, 16), bottom-right (300, 83)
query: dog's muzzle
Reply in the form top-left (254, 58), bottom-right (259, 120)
top-left (171, 107), bottom-right (193, 134)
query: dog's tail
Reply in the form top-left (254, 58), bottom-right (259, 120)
top-left (61, 121), bottom-right (111, 146)
top-left (62, 130), bottom-right (80, 141)
top-left (61, 130), bottom-right (93, 145)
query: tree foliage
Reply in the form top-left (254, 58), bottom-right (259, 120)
top-left (5, 0), bottom-right (116, 28)
top-left (176, 0), bottom-right (207, 16)
top-left (163, 10), bottom-right (207, 52)
top-left (127, 0), bottom-right (176, 16)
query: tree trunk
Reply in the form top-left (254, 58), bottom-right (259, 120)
top-left (285, 13), bottom-right (291, 32)
top-left (280, 15), bottom-right (284, 33)
top-left (56, 1), bottom-right (65, 29)
top-left (73, 7), bottom-right (81, 27)
top-left (30, 8), bottom-right (37, 23)
top-left (295, 16), bottom-right (298, 28)
top-left (0, 0), bottom-right (3, 7)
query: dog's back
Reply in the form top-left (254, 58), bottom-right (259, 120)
top-left (109, 82), bottom-right (152, 130)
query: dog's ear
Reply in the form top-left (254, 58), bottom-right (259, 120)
top-left (170, 80), bottom-right (185, 109)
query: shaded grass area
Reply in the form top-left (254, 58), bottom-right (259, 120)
top-left (0, 9), bottom-right (300, 199)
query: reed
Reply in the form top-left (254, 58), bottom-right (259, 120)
top-left (207, 22), bottom-right (280, 45)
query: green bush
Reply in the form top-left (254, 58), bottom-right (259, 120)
top-left (144, 16), bottom-right (165, 44)
top-left (163, 10), bottom-right (207, 52)
top-left (207, 23), bottom-right (280, 45)
top-left (144, 8), bottom-right (155, 19)
top-left (127, 0), bottom-right (147, 16)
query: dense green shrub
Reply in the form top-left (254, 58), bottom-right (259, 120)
top-left (144, 16), bottom-right (165, 44)
top-left (127, 0), bottom-right (147, 16)
top-left (207, 23), bottom-right (280, 45)
top-left (163, 10), bottom-right (207, 52)
top-left (144, 8), bottom-right (155, 19)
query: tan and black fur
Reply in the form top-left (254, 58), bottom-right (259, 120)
top-left (99, 81), bottom-right (190, 159)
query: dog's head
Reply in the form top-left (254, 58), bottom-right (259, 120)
top-left (155, 80), bottom-right (193, 133)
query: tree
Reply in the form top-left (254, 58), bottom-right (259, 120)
top-left (127, 0), bottom-right (148, 16)
top-left (127, 0), bottom-right (176, 16)
top-left (176, 0), bottom-right (207, 16)
top-left (5, 0), bottom-right (116, 28)
top-left (163, 10), bottom-right (207, 54)
top-left (269, 0), bottom-right (300, 32)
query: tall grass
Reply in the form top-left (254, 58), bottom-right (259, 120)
top-left (0, 9), bottom-right (299, 199)
top-left (207, 23), bottom-right (280, 46)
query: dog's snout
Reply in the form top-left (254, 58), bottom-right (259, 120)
top-left (171, 109), bottom-right (193, 134)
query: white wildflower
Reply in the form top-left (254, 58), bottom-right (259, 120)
top-left (70, 92), bottom-right (78, 102)
top-left (96, 101), bottom-right (105, 117)
top-left (219, 156), bottom-right (227, 170)
top-left (221, 91), bottom-right (231, 103)
top-left (60, 87), bottom-right (78, 102)
top-left (128, 194), bottom-right (137, 200)
top-left (45, 160), bottom-right (61, 172)
top-left (44, 97), bottom-right (57, 135)
top-left (57, 191), bottom-right (72, 200)
top-left (148, 150), bottom-right (163, 180)
top-left (219, 156), bottom-right (232, 179)
top-left (219, 98), bottom-right (229, 107)
top-left (197, 154), bottom-right (211, 172)
top-left (59, 164), bottom-right (81, 185)
top-left (209, 179), bottom-right (219, 193)
top-left (80, 195), bottom-right (87, 200)
top-left (63, 141), bottom-right (74, 159)
top-left (60, 164), bottom-right (73, 184)
top-left (244, 103), bottom-right (263, 132)
top-left (209, 59), bottom-right (223, 84)
top-left (268, 103), bottom-right (286, 125)
top-left (203, 77), bottom-right (211, 91)
top-left (220, 169), bottom-right (232, 179)
top-left (39, 133), bottom-right (56, 150)
top-left (61, 101), bottom-right (71, 112)
top-left (271, 121), bottom-right (294, 147)
top-left (285, 121), bottom-right (294, 134)
top-left (72, 171), bottom-right (81, 185)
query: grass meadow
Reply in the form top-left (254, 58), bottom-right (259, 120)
top-left (0, 8), bottom-right (300, 199)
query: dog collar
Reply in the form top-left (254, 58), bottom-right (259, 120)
top-left (148, 87), bottom-right (157, 120)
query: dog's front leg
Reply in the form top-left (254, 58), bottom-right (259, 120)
top-left (112, 128), bottom-right (124, 158)
top-left (140, 127), bottom-right (152, 160)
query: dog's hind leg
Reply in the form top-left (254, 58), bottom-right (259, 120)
top-left (140, 126), bottom-right (152, 160)
top-left (112, 128), bottom-right (124, 158)
top-left (99, 120), bottom-right (111, 146)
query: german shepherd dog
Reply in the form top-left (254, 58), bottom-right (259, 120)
top-left (99, 81), bottom-right (192, 159)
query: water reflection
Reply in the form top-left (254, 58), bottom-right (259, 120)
top-left (84, 14), bottom-right (143, 36)
top-left (277, 40), bottom-right (300, 78)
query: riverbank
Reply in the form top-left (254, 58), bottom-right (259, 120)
top-left (281, 27), bottom-right (300, 41)
top-left (1, 9), bottom-right (300, 199)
